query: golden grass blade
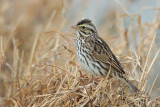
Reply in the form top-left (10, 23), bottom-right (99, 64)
top-left (149, 74), bottom-right (159, 95)
top-left (139, 33), bottom-right (156, 88)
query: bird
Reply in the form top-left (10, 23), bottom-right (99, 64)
top-left (71, 19), bottom-right (139, 92)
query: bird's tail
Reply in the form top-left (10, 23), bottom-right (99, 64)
top-left (121, 75), bottom-right (139, 92)
top-left (126, 79), bottom-right (139, 92)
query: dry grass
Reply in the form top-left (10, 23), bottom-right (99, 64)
top-left (0, 0), bottom-right (160, 106)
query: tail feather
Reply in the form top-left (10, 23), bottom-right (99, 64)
top-left (120, 75), bottom-right (139, 92)
top-left (126, 79), bottom-right (139, 92)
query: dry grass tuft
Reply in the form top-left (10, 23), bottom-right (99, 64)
top-left (0, 0), bottom-right (160, 106)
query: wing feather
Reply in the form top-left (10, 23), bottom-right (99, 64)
top-left (91, 36), bottom-right (125, 74)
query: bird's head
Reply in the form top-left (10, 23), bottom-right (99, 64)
top-left (72, 19), bottom-right (97, 37)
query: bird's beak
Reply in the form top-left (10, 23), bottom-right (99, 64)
top-left (71, 25), bottom-right (78, 30)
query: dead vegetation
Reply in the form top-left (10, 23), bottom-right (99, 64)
top-left (0, 0), bottom-right (160, 106)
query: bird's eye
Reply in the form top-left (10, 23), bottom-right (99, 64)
top-left (82, 26), bottom-right (85, 29)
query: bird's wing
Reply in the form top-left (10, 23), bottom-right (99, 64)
top-left (91, 37), bottom-right (125, 74)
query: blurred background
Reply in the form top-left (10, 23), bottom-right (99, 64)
top-left (0, 0), bottom-right (160, 99)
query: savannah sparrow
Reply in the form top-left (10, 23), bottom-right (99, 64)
top-left (72, 19), bottom-right (139, 92)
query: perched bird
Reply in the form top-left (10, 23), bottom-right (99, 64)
top-left (72, 19), bottom-right (139, 92)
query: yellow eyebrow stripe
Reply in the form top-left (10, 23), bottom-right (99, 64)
top-left (78, 24), bottom-right (86, 27)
